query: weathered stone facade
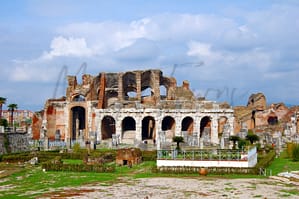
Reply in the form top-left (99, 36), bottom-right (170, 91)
top-left (36, 69), bottom-right (234, 148)
top-left (235, 93), bottom-right (299, 136)
top-left (0, 133), bottom-right (29, 154)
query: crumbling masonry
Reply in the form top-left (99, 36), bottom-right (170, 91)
top-left (37, 69), bottom-right (234, 148)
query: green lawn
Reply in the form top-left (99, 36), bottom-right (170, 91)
top-left (267, 150), bottom-right (299, 175)
top-left (1, 149), bottom-right (299, 198)
top-left (62, 159), bottom-right (83, 164)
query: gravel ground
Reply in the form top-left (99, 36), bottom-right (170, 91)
top-left (40, 177), bottom-right (299, 199)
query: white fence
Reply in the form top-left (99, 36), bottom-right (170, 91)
top-left (157, 147), bottom-right (257, 168)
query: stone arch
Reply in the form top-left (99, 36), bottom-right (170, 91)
top-left (70, 106), bottom-right (86, 140)
top-left (200, 116), bottom-right (211, 138)
top-left (162, 116), bottom-right (176, 140)
top-left (123, 72), bottom-right (137, 100)
top-left (101, 116), bottom-right (116, 140)
top-left (122, 116), bottom-right (136, 144)
top-left (142, 116), bottom-right (156, 141)
top-left (181, 116), bottom-right (194, 135)
top-left (72, 94), bottom-right (85, 102)
top-left (160, 85), bottom-right (167, 100)
top-left (268, 115), bottom-right (278, 125)
top-left (105, 90), bottom-right (118, 107)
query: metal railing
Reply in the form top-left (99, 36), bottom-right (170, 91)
top-left (157, 149), bottom-right (246, 161)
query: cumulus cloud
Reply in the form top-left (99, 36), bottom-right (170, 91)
top-left (4, 2), bottom-right (299, 109)
top-left (41, 36), bottom-right (94, 59)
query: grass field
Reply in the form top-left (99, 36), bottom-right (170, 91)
top-left (267, 150), bottom-right (299, 175)
top-left (0, 149), bottom-right (298, 198)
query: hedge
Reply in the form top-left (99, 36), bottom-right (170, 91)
top-left (142, 150), bottom-right (157, 161)
top-left (41, 162), bottom-right (115, 173)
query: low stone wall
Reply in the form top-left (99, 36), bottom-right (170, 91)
top-left (0, 133), bottom-right (30, 154)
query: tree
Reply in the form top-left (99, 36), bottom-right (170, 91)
top-left (229, 135), bottom-right (240, 149)
top-left (172, 136), bottom-right (184, 151)
top-left (8, 103), bottom-right (18, 127)
top-left (246, 131), bottom-right (259, 145)
top-left (0, 118), bottom-right (8, 127)
top-left (0, 97), bottom-right (6, 119)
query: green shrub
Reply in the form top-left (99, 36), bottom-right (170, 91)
top-left (287, 142), bottom-right (296, 158)
top-left (292, 144), bottom-right (299, 161)
top-left (238, 139), bottom-right (247, 150)
top-left (142, 150), bottom-right (157, 161)
top-left (72, 143), bottom-right (81, 153)
top-left (255, 150), bottom-right (276, 173)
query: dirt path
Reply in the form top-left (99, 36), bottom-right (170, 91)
top-left (40, 177), bottom-right (299, 199)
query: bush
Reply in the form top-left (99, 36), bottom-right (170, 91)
top-left (142, 150), bottom-right (157, 161)
top-left (255, 149), bottom-right (276, 172)
top-left (72, 143), bottom-right (81, 153)
top-left (292, 144), bottom-right (299, 161)
top-left (287, 142), bottom-right (295, 158)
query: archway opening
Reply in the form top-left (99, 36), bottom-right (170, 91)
top-left (181, 116), bottom-right (194, 135)
top-left (71, 106), bottom-right (85, 140)
top-left (162, 116), bottom-right (176, 140)
top-left (101, 116), bottom-right (116, 140)
top-left (268, 116), bottom-right (278, 125)
top-left (160, 85), bottom-right (167, 100)
top-left (142, 116), bottom-right (155, 141)
top-left (200, 116), bottom-right (211, 138)
top-left (122, 116), bottom-right (136, 144)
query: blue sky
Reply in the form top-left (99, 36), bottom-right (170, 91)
top-left (0, 0), bottom-right (299, 111)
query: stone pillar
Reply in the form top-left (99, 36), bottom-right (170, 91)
top-left (136, 71), bottom-right (142, 101)
top-left (211, 117), bottom-right (219, 144)
top-left (118, 73), bottom-right (123, 102)
top-left (115, 117), bottom-right (122, 143)
top-left (152, 71), bottom-right (160, 104)
top-left (44, 136), bottom-right (49, 150)
top-left (228, 117), bottom-right (235, 136)
top-left (135, 115), bottom-right (142, 142)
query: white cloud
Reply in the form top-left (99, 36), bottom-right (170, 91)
top-left (3, 2), bottom-right (299, 109)
top-left (41, 36), bottom-right (94, 59)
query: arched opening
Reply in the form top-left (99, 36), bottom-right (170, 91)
top-left (105, 90), bottom-right (118, 107)
top-left (162, 116), bottom-right (176, 140)
top-left (71, 106), bottom-right (86, 140)
top-left (72, 94), bottom-right (85, 102)
top-left (160, 85), bottom-right (167, 100)
top-left (101, 116), bottom-right (116, 140)
top-left (141, 87), bottom-right (152, 97)
top-left (218, 116), bottom-right (228, 135)
top-left (181, 116), bottom-right (194, 135)
top-left (142, 116), bottom-right (155, 141)
top-left (200, 116), bottom-right (211, 138)
top-left (268, 116), bottom-right (278, 125)
top-left (123, 72), bottom-right (137, 100)
top-left (122, 116), bottom-right (136, 144)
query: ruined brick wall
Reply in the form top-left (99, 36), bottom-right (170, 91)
top-left (32, 112), bottom-right (42, 140)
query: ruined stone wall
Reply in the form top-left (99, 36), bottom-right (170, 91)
top-left (0, 133), bottom-right (29, 154)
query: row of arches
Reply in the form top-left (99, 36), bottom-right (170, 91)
top-left (100, 115), bottom-right (228, 141)
top-left (70, 106), bottom-right (230, 142)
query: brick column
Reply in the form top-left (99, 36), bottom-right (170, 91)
top-left (118, 73), bottom-right (123, 102)
top-left (136, 71), bottom-right (141, 101)
top-left (152, 71), bottom-right (160, 104)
